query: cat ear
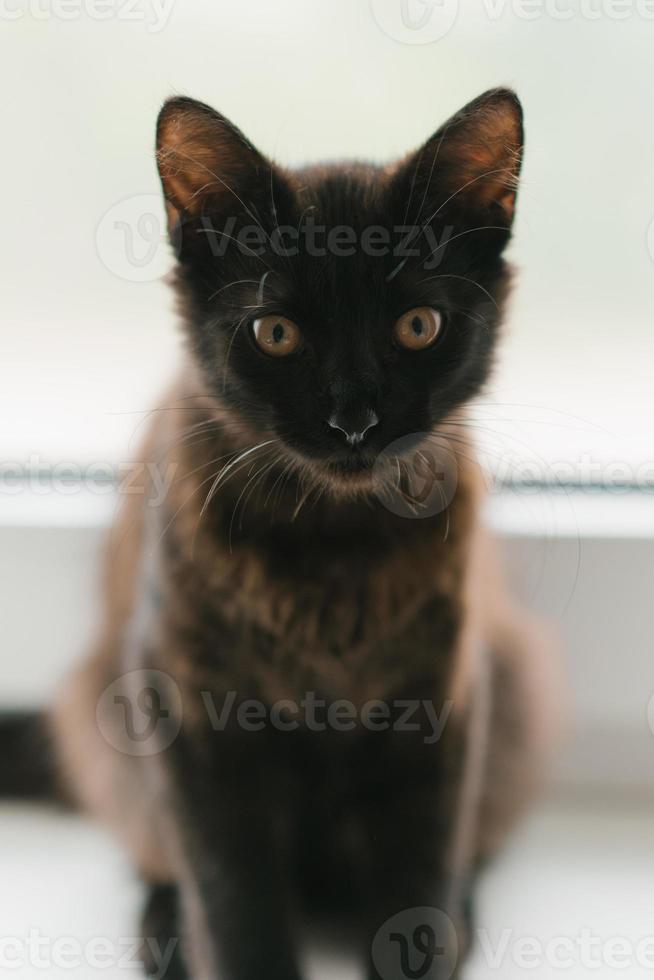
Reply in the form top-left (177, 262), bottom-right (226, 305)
top-left (395, 88), bottom-right (523, 227)
top-left (156, 96), bottom-right (269, 232)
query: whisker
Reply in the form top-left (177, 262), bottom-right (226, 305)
top-left (208, 278), bottom-right (260, 302)
top-left (418, 272), bottom-right (500, 313)
top-left (420, 226), bottom-right (510, 272)
top-left (230, 453), bottom-right (281, 548)
top-left (199, 439), bottom-right (277, 522)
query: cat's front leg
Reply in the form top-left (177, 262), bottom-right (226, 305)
top-left (150, 714), bottom-right (302, 980)
top-left (357, 701), bottom-right (485, 980)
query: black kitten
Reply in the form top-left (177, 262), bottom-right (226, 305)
top-left (3, 88), bottom-right (561, 980)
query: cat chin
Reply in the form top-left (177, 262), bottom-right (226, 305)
top-left (281, 445), bottom-right (379, 498)
top-left (321, 466), bottom-right (378, 497)
top-left (282, 430), bottom-right (453, 500)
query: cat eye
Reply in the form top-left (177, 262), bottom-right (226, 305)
top-left (393, 307), bottom-right (443, 351)
top-left (252, 315), bottom-right (302, 357)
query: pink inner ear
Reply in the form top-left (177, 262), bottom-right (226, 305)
top-left (156, 102), bottom-right (263, 218)
top-left (157, 135), bottom-right (227, 216)
top-left (452, 103), bottom-right (522, 211)
top-left (405, 92), bottom-right (523, 221)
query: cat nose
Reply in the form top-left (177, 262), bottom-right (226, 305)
top-left (328, 408), bottom-right (379, 447)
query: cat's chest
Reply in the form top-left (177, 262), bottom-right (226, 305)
top-left (245, 588), bottom-right (462, 708)
top-left (164, 532), bottom-right (464, 706)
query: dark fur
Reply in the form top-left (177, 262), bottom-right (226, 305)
top-left (0, 712), bottom-right (60, 801)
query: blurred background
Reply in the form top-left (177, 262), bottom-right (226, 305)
top-left (2, 1), bottom-right (654, 977)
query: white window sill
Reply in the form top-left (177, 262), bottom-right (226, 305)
top-left (0, 483), bottom-right (653, 540)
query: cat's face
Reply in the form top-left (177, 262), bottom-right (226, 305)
top-left (156, 90), bottom-right (522, 492)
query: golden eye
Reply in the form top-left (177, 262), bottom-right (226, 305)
top-left (394, 307), bottom-right (443, 351)
top-left (252, 315), bottom-right (302, 357)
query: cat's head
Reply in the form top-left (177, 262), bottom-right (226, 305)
top-left (156, 89), bottom-right (523, 494)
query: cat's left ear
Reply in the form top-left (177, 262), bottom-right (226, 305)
top-left (393, 87), bottom-right (523, 228)
top-left (156, 96), bottom-right (273, 234)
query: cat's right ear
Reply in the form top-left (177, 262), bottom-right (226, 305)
top-left (156, 97), bottom-right (270, 235)
top-left (392, 88), bottom-right (524, 229)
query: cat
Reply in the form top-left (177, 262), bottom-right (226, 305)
top-left (1, 88), bottom-right (562, 979)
